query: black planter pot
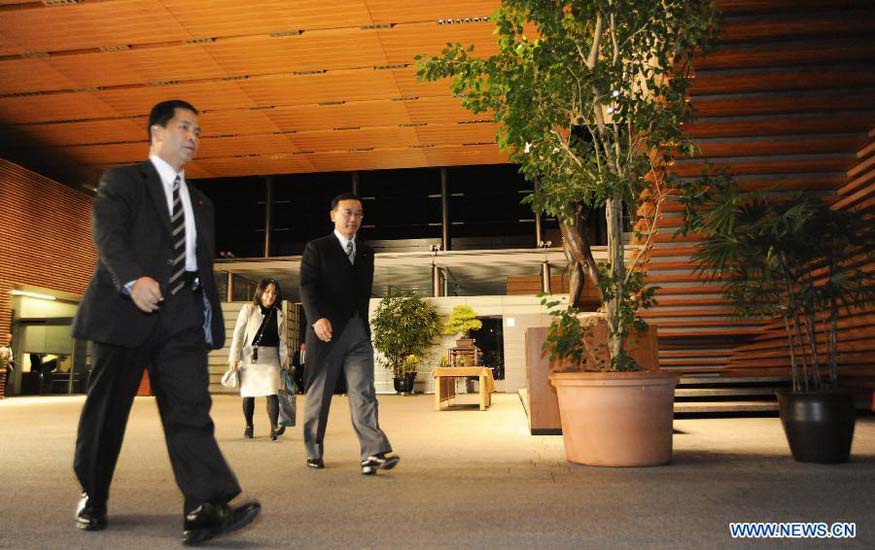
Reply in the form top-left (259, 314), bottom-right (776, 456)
top-left (393, 372), bottom-right (416, 394)
top-left (776, 390), bottom-right (856, 464)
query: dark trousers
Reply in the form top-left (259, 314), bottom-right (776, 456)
top-left (73, 288), bottom-right (240, 513)
top-left (303, 318), bottom-right (392, 461)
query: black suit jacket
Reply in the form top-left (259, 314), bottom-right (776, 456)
top-left (299, 234), bottom-right (374, 368)
top-left (72, 161), bottom-right (225, 349)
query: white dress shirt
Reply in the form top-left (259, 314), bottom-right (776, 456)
top-left (333, 229), bottom-right (355, 261)
top-left (150, 154), bottom-right (198, 271)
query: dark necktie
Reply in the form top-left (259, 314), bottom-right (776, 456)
top-left (168, 175), bottom-right (186, 295)
top-left (346, 241), bottom-right (354, 264)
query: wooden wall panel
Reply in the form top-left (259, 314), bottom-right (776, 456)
top-left (0, 159), bottom-right (96, 355)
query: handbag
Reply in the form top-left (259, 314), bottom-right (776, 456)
top-left (278, 369), bottom-right (296, 427)
top-left (220, 368), bottom-right (239, 388)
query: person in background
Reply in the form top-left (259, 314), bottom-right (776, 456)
top-left (228, 278), bottom-right (289, 440)
top-left (0, 332), bottom-right (13, 396)
top-left (292, 342), bottom-right (306, 395)
top-left (299, 193), bottom-right (399, 475)
top-left (70, 99), bottom-right (260, 545)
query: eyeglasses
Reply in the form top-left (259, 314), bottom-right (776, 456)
top-left (337, 209), bottom-right (364, 219)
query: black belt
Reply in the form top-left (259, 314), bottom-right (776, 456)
top-left (184, 271), bottom-right (202, 292)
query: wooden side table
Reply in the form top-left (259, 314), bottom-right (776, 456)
top-left (432, 367), bottom-right (495, 410)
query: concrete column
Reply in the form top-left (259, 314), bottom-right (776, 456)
top-left (432, 264), bottom-right (442, 297)
top-left (440, 168), bottom-right (449, 251)
top-left (540, 260), bottom-right (551, 294)
top-left (226, 272), bottom-right (235, 302)
top-left (534, 177), bottom-right (542, 247)
top-left (263, 176), bottom-right (274, 257)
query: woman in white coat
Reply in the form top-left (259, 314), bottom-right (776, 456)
top-left (228, 278), bottom-right (289, 440)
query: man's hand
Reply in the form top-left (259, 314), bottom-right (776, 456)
top-left (314, 318), bottom-right (333, 342)
top-left (130, 276), bottom-right (163, 313)
top-left (231, 361), bottom-right (241, 371)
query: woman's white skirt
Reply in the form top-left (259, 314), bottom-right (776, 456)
top-left (239, 346), bottom-right (281, 397)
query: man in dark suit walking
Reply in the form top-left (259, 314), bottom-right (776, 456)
top-left (71, 100), bottom-right (260, 545)
top-left (300, 193), bottom-right (399, 475)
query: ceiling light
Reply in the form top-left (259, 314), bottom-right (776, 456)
top-left (10, 290), bottom-right (56, 301)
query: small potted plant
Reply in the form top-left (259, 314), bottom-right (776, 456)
top-left (443, 305), bottom-right (482, 348)
top-left (371, 290), bottom-right (441, 394)
top-left (680, 181), bottom-right (875, 463)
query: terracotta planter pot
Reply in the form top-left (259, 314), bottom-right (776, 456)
top-left (550, 371), bottom-right (678, 467)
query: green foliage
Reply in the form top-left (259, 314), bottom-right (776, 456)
top-left (541, 294), bottom-right (591, 370)
top-left (417, 0), bottom-right (718, 370)
top-left (443, 305), bottom-right (483, 337)
top-left (371, 290), bottom-right (442, 378)
top-left (541, 267), bottom-right (658, 372)
top-left (679, 176), bottom-right (875, 391)
top-left (594, 267), bottom-right (658, 371)
top-left (416, 0), bottom-right (718, 225)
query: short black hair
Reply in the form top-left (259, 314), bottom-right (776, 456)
top-left (330, 193), bottom-right (362, 210)
top-left (148, 100), bottom-right (198, 142)
top-left (253, 278), bottom-right (283, 308)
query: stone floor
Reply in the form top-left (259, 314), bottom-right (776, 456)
top-left (0, 392), bottom-right (873, 549)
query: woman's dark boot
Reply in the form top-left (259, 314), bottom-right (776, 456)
top-left (270, 425), bottom-right (280, 440)
top-left (244, 425), bottom-right (254, 439)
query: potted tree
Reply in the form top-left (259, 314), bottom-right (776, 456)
top-left (443, 305), bottom-right (483, 348)
top-left (679, 181), bottom-right (875, 463)
top-left (417, 0), bottom-right (718, 465)
top-left (371, 290), bottom-right (441, 394)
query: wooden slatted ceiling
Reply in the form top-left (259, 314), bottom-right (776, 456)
top-left (0, 0), bottom-right (873, 188)
top-left (0, 1), bottom-right (505, 180)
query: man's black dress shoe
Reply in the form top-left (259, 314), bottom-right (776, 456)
top-left (306, 457), bottom-right (324, 469)
top-left (361, 452), bottom-right (400, 475)
top-left (182, 500), bottom-right (261, 546)
top-left (75, 493), bottom-right (107, 531)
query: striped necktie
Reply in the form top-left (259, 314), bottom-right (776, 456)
top-left (168, 175), bottom-right (186, 295)
top-left (346, 240), bottom-right (354, 264)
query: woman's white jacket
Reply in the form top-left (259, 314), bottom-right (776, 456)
top-left (227, 303), bottom-right (289, 369)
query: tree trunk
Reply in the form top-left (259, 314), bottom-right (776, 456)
top-left (560, 219), bottom-right (602, 308)
top-left (605, 196), bottom-right (625, 364)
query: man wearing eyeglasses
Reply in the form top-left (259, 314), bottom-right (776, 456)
top-left (299, 193), bottom-right (399, 475)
